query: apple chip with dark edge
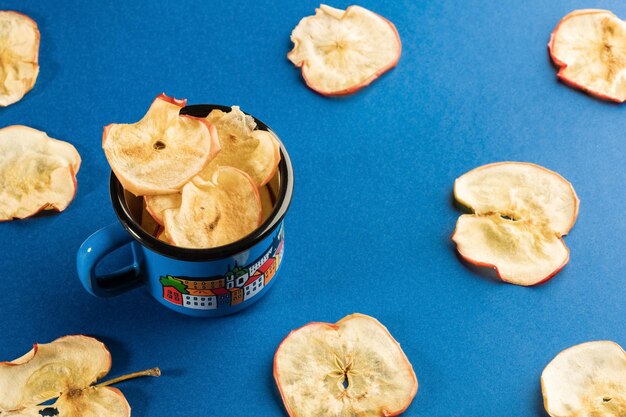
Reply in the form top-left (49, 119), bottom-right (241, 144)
top-left (140, 202), bottom-right (161, 236)
top-left (163, 166), bottom-right (262, 249)
top-left (541, 341), bottom-right (625, 417)
top-left (102, 93), bottom-right (220, 196)
top-left (452, 162), bottom-right (579, 286)
top-left (0, 335), bottom-right (160, 417)
top-left (288, 5), bottom-right (401, 96)
top-left (0, 125), bottom-right (81, 221)
top-left (274, 313), bottom-right (418, 417)
top-left (549, 9), bottom-right (626, 102)
top-left (204, 106), bottom-right (280, 186)
top-left (259, 185), bottom-right (274, 223)
top-left (0, 11), bottom-right (40, 106)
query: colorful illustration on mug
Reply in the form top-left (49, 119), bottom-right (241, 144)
top-left (160, 226), bottom-right (284, 310)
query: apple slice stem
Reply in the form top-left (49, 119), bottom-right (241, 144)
top-left (97, 367), bottom-right (161, 387)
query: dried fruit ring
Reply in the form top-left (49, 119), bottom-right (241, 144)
top-left (274, 313), bottom-right (417, 417)
top-left (0, 11), bottom-right (40, 106)
top-left (288, 5), bottom-right (401, 95)
top-left (550, 9), bottom-right (626, 102)
top-left (102, 94), bottom-right (220, 196)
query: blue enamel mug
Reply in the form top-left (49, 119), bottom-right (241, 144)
top-left (77, 104), bottom-right (293, 317)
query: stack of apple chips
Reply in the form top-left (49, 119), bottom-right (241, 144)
top-left (103, 94), bottom-right (281, 249)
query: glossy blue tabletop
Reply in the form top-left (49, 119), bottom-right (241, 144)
top-left (1, 1), bottom-right (624, 416)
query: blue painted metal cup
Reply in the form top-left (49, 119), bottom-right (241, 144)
top-left (76, 105), bottom-right (293, 317)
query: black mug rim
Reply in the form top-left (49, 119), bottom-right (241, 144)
top-left (109, 104), bottom-right (293, 261)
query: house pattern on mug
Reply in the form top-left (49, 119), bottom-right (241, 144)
top-left (160, 226), bottom-right (284, 310)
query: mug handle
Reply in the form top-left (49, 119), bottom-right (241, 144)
top-left (77, 222), bottom-right (144, 297)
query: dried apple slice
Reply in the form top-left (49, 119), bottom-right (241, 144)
top-left (0, 335), bottom-right (159, 417)
top-left (0, 125), bottom-right (81, 221)
top-left (452, 162), bottom-right (579, 286)
top-left (102, 93), bottom-right (220, 196)
top-left (140, 202), bottom-right (161, 235)
top-left (0, 11), bottom-right (40, 107)
top-left (0, 335), bottom-right (111, 410)
top-left (144, 193), bottom-right (181, 226)
top-left (202, 106), bottom-right (280, 186)
top-left (274, 313), bottom-right (418, 417)
top-left (259, 185), bottom-right (274, 223)
top-left (163, 166), bottom-right (262, 248)
top-left (156, 227), bottom-right (170, 243)
top-left (549, 9), bottom-right (626, 102)
top-left (288, 5), bottom-right (401, 95)
top-left (46, 386), bottom-right (130, 417)
top-left (541, 341), bottom-right (626, 417)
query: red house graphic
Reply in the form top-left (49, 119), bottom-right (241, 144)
top-left (163, 286), bottom-right (183, 305)
top-left (258, 257), bottom-right (277, 285)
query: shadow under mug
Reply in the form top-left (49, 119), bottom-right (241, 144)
top-left (76, 105), bottom-right (294, 317)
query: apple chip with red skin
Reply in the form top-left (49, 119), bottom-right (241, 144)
top-left (0, 125), bottom-right (81, 221)
top-left (541, 341), bottom-right (626, 417)
top-left (0, 335), bottom-right (159, 417)
top-left (549, 9), bottom-right (626, 102)
top-left (204, 106), bottom-right (280, 186)
top-left (163, 166), bottom-right (262, 249)
top-left (0, 11), bottom-right (40, 107)
top-left (452, 162), bottom-right (579, 286)
top-left (274, 313), bottom-right (418, 417)
top-left (288, 5), bottom-right (401, 96)
top-left (103, 93), bottom-right (220, 196)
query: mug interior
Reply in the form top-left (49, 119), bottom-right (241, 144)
top-left (110, 104), bottom-right (293, 261)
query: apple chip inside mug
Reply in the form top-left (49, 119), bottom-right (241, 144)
top-left (452, 162), bottom-right (579, 286)
top-left (163, 166), bottom-right (262, 249)
top-left (0, 125), bottom-right (81, 221)
top-left (145, 192), bottom-right (181, 226)
top-left (204, 106), bottom-right (281, 187)
top-left (141, 201), bottom-right (161, 236)
top-left (102, 93), bottom-right (220, 196)
top-left (259, 185), bottom-right (275, 223)
top-left (274, 313), bottom-right (418, 417)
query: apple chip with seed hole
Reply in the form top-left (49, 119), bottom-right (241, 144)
top-left (549, 9), bottom-right (626, 102)
top-left (0, 125), bottom-right (81, 221)
top-left (102, 93), bottom-right (220, 196)
top-left (274, 313), bottom-right (417, 417)
top-left (541, 341), bottom-right (625, 417)
top-left (163, 166), bottom-right (262, 248)
top-left (0, 11), bottom-right (40, 106)
top-left (288, 5), bottom-right (401, 95)
top-left (203, 106), bottom-right (280, 186)
top-left (0, 335), bottom-right (159, 417)
top-left (452, 162), bottom-right (579, 286)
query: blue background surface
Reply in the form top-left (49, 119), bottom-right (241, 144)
top-left (0, 0), bottom-right (624, 416)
